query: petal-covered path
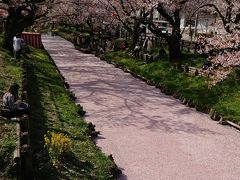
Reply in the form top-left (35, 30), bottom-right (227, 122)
top-left (42, 35), bottom-right (240, 180)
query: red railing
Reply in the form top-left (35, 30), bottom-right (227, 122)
top-left (21, 32), bottom-right (42, 49)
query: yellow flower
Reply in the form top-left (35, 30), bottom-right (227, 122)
top-left (44, 131), bottom-right (71, 167)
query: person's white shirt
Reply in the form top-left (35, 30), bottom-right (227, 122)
top-left (13, 36), bottom-right (23, 52)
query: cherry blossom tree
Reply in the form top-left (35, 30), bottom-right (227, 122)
top-left (146, 0), bottom-right (210, 61)
top-left (0, 0), bottom-right (62, 50)
top-left (194, 0), bottom-right (240, 33)
top-left (194, 0), bottom-right (240, 54)
top-left (195, 0), bottom-right (240, 84)
top-left (48, 0), bottom-right (77, 26)
top-left (98, 0), bottom-right (210, 60)
top-left (98, 0), bottom-right (150, 48)
top-left (51, 0), bottom-right (109, 36)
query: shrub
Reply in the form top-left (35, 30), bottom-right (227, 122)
top-left (44, 131), bottom-right (71, 166)
top-left (114, 38), bottom-right (127, 51)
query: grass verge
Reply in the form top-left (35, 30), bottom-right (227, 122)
top-left (0, 40), bottom-right (23, 179)
top-left (24, 47), bottom-right (118, 179)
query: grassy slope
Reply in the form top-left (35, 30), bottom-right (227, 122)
top-left (52, 27), bottom-right (78, 43)
top-left (24, 47), bottom-right (116, 179)
top-left (104, 51), bottom-right (240, 124)
top-left (0, 43), bottom-right (22, 178)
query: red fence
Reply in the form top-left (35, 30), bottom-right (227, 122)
top-left (21, 32), bottom-right (42, 49)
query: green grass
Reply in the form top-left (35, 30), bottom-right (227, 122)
top-left (104, 51), bottom-right (240, 124)
top-left (24, 47), bottom-right (117, 179)
top-left (0, 38), bottom-right (23, 179)
top-left (0, 120), bottom-right (17, 179)
top-left (52, 27), bottom-right (79, 43)
top-left (179, 51), bottom-right (207, 68)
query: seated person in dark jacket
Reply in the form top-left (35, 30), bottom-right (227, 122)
top-left (2, 83), bottom-right (29, 117)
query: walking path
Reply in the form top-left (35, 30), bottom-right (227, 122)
top-left (42, 35), bottom-right (240, 180)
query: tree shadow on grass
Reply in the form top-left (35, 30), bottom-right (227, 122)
top-left (0, 119), bottom-right (18, 178)
top-left (61, 151), bottom-right (95, 179)
top-left (25, 59), bottom-right (60, 179)
top-left (25, 54), bottom-right (99, 179)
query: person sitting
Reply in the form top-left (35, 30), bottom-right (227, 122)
top-left (2, 83), bottom-right (29, 118)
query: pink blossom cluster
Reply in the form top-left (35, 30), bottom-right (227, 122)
top-left (210, 51), bottom-right (240, 67)
top-left (197, 32), bottom-right (240, 68)
top-left (197, 31), bottom-right (240, 85)
top-left (207, 33), bottom-right (240, 51)
top-left (203, 65), bottom-right (232, 86)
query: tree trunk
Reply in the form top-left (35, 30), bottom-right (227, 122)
top-left (131, 32), bottom-right (139, 50)
top-left (3, 7), bottom-right (35, 51)
top-left (3, 11), bottom-right (20, 51)
top-left (130, 20), bottom-right (141, 49)
top-left (167, 29), bottom-right (182, 61)
top-left (3, 28), bottom-right (16, 51)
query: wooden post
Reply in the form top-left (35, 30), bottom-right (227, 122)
top-left (21, 144), bottom-right (32, 180)
top-left (14, 123), bottom-right (21, 180)
top-left (194, 42), bottom-right (198, 54)
top-left (20, 115), bottom-right (29, 132)
top-left (181, 40), bottom-right (184, 51)
top-left (21, 132), bottom-right (29, 145)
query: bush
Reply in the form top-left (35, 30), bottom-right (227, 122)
top-left (114, 38), bottom-right (127, 51)
top-left (44, 131), bottom-right (71, 167)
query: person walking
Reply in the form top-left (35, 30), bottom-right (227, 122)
top-left (142, 38), bottom-right (148, 53)
top-left (13, 34), bottom-right (24, 60)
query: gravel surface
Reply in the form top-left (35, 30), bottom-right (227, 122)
top-left (42, 35), bottom-right (240, 180)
